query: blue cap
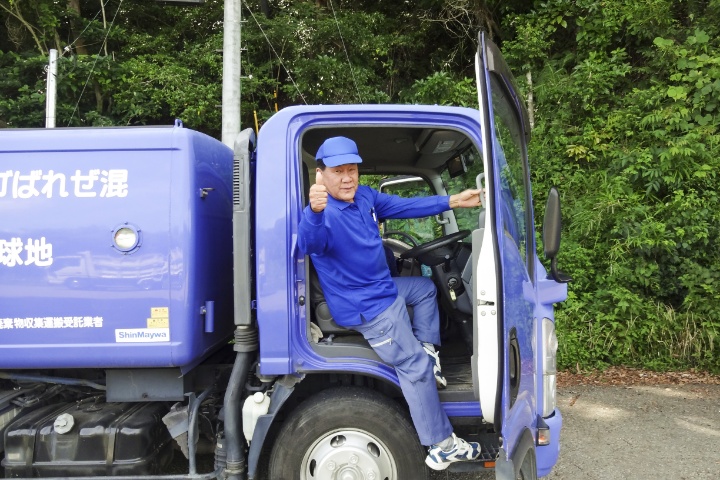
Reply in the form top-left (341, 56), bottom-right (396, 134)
top-left (315, 136), bottom-right (363, 167)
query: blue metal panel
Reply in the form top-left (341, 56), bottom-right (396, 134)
top-left (254, 108), bottom-right (295, 374)
top-left (169, 128), bottom-right (235, 368)
top-left (443, 401), bottom-right (482, 418)
top-left (0, 125), bottom-right (234, 369)
top-left (497, 234), bottom-right (537, 456)
top-left (533, 257), bottom-right (567, 421)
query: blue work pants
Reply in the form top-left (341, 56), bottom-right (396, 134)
top-left (351, 276), bottom-right (452, 446)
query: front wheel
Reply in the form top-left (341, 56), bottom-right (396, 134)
top-left (268, 387), bottom-right (429, 480)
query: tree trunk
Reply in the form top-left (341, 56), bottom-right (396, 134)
top-left (94, 80), bottom-right (105, 114)
top-left (67, 0), bottom-right (88, 54)
top-left (260, 0), bottom-right (271, 17)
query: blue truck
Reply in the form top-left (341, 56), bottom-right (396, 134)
top-left (0, 35), bottom-right (568, 479)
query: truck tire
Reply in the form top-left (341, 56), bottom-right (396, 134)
top-left (267, 386), bottom-right (430, 480)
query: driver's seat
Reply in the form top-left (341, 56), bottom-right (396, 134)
top-left (309, 264), bottom-right (350, 334)
top-left (309, 261), bottom-right (413, 335)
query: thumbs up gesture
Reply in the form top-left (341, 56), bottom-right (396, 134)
top-left (310, 170), bottom-right (328, 213)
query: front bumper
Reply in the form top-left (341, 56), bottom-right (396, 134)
top-left (537, 408), bottom-right (562, 477)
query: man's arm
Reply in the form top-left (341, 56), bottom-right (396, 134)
top-left (298, 171), bottom-right (330, 255)
top-left (373, 188), bottom-right (483, 220)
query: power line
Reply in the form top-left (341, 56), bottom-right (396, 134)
top-left (58, 1), bottom-right (110, 84)
top-left (327, 0), bottom-right (362, 104)
top-left (243, 0), bottom-right (307, 105)
top-left (62, 0), bottom-right (110, 58)
top-left (67, 0), bottom-right (124, 126)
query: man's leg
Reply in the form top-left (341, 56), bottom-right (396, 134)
top-left (393, 276), bottom-right (440, 345)
top-left (391, 281), bottom-right (482, 469)
top-left (394, 276), bottom-right (446, 388)
top-left (353, 296), bottom-right (482, 470)
top-left (352, 295), bottom-right (452, 446)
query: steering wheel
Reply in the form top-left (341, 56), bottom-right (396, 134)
top-left (399, 230), bottom-right (471, 261)
top-left (382, 230), bottom-right (419, 247)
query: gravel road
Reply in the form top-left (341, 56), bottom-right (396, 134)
top-left (432, 382), bottom-right (720, 479)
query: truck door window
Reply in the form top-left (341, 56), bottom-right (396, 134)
top-left (378, 177), bottom-right (437, 243)
top-left (490, 75), bottom-right (531, 272)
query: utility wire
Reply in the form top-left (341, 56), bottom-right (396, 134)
top-left (56, 1), bottom-right (109, 85)
top-left (67, 0), bottom-right (124, 126)
top-left (62, 1), bottom-right (110, 58)
top-left (327, 0), bottom-right (362, 104)
top-left (243, 0), bottom-right (307, 105)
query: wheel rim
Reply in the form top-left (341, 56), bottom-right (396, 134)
top-left (300, 428), bottom-right (398, 480)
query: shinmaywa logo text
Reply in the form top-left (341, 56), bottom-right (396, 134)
top-left (115, 328), bottom-right (170, 343)
top-left (119, 331), bottom-right (167, 339)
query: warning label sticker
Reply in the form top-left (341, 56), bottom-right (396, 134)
top-left (147, 306), bottom-right (169, 328)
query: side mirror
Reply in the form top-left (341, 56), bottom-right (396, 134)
top-left (543, 187), bottom-right (572, 283)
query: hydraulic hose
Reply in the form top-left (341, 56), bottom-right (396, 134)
top-left (188, 386), bottom-right (214, 475)
top-left (222, 351), bottom-right (252, 480)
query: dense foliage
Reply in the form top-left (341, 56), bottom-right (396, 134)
top-left (1, 0), bottom-right (718, 373)
top-left (500, 1), bottom-right (720, 374)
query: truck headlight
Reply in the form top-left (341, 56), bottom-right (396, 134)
top-left (542, 318), bottom-right (558, 418)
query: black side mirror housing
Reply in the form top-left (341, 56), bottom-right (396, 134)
top-left (543, 187), bottom-right (572, 283)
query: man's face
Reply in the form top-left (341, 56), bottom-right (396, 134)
top-left (318, 163), bottom-right (359, 203)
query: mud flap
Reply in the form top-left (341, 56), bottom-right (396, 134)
top-left (495, 429), bottom-right (536, 480)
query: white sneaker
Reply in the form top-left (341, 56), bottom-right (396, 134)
top-left (425, 433), bottom-right (482, 471)
top-left (422, 342), bottom-right (447, 389)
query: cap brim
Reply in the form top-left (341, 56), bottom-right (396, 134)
top-left (320, 153), bottom-right (363, 167)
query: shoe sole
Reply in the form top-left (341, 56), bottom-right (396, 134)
top-left (425, 455), bottom-right (451, 471)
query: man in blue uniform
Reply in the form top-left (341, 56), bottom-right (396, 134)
top-left (298, 136), bottom-right (483, 471)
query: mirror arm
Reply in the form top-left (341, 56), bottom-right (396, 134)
top-left (550, 257), bottom-right (572, 284)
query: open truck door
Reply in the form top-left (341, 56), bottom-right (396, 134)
top-left (473, 32), bottom-right (567, 478)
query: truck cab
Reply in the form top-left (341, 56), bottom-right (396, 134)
top-left (243, 34), bottom-right (568, 479)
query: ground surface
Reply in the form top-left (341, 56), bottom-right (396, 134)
top-left (432, 368), bottom-right (720, 480)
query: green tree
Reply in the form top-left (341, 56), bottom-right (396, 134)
top-left (501, 0), bottom-right (720, 373)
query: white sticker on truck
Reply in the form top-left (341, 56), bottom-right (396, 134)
top-left (0, 169), bottom-right (129, 199)
top-left (0, 316), bottom-right (103, 330)
top-left (0, 236), bottom-right (53, 267)
top-left (115, 328), bottom-right (170, 343)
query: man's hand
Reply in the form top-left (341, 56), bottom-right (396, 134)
top-left (310, 170), bottom-right (328, 213)
top-left (449, 188), bottom-right (483, 209)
